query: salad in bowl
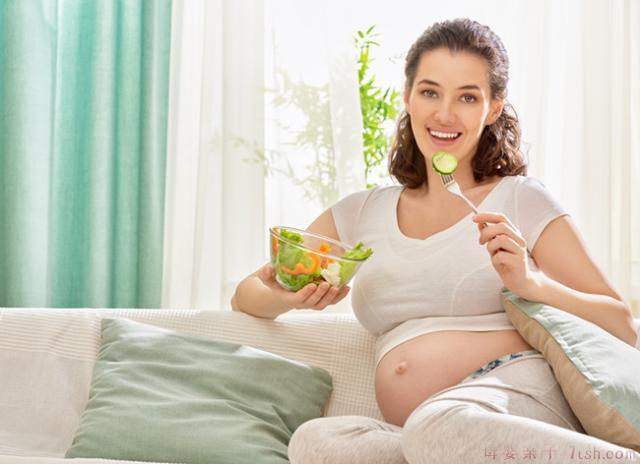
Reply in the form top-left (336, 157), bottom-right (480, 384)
top-left (269, 226), bottom-right (373, 292)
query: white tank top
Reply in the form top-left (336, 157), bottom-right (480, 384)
top-left (330, 175), bottom-right (568, 366)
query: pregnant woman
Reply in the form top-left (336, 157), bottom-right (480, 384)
top-left (232, 18), bottom-right (639, 464)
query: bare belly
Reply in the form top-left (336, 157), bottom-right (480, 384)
top-left (375, 330), bottom-right (533, 427)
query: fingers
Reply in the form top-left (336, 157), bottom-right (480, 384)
top-left (259, 264), bottom-right (273, 280)
top-left (486, 234), bottom-right (524, 257)
top-left (491, 249), bottom-right (518, 267)
top-left (478, 222), bottom-right (526, 248)
top-left (285, 281), bottom-right (351, 310)
top-left (280, 284), bottom-right (315, 309)
top-left (332, 285), bottom-right (351, 303)
top-left (256, 264), bottom-right (277, 288)
top-left (472, 212), bottom-right (515, 229)
top-left (474, 212), bottom-right (517, 240)
top-left (311, 284), bottom-right (340, 309)
top-left (267, 262), bottom-right (351, 310)
top-left (308, 284), bottom-right (351, 310)
top-left (296, 283), bottom-right (319, 301)
top-left (304, 282), bottom-right (332, 307)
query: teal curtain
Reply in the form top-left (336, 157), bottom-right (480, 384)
top-left (0, 0), bottom-right (172, 308)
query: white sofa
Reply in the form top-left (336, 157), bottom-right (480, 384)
top-left (0, 307), bottom-right (638, 464)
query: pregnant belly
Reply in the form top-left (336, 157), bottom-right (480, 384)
top-left (374, 330), bottom-right (533, 427)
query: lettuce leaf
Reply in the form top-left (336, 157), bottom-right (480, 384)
top-left (274, 229), bottom-right (322, 290)
top-left (276, 271), bottom-right (322, 290)
top-left (339, 242), bottom-right (373, 284)
top-left (274, 231), bottom-right (373, 291)
top-left (342, 242), bottom-right (373, 260)
top-left (277, 230), bottom-right (306, 270)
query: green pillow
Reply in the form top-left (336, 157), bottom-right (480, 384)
top-left (501, 289), bottom-right (640, 452)
top-left (65, 318), bottom-right (333, 463)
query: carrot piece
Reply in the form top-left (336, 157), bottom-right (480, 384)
top-left (281, 252), bottom-right (321, 275)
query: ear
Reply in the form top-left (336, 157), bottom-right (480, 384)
top-left (487, 99), bottom-right (505, 125)
top-left (403, 86), bottom-right (411, 115)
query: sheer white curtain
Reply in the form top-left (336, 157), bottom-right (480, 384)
top-left (163, 0), bottom-right (639, 315)
top-left (162, 0), bottom-right (363, 311)
top-left (264, 0), bottom-right (365, 232)
top-left (162, 0), bottom-right (265, 310)
top-left (505, 0), bottom-right (640, 313)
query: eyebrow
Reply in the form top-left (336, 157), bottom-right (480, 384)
top-left (416, 79), bottom-right (481, 91)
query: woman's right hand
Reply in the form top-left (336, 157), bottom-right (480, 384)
top-left (256, 263), bottom-right (351, 311)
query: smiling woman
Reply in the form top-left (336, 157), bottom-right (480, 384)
top-left (280, 17), bottom-right (640, 464)
top-left (408, 49), bottom-right (498, 155)
top-left (389, 33), bottom-right (525, 193)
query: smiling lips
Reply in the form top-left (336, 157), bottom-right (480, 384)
top-left (428, 128), bottom-right (461, 145)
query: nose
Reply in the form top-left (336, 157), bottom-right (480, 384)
top-left (434, 98), bottom-right (456, 125)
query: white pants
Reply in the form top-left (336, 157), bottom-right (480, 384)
top-left (289, 354), bottom-right (640, 463)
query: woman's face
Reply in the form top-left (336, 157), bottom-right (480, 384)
top-left (404, 47), bottom-right (504, 166)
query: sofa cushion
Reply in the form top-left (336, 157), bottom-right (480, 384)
top-left (0, 308), bottom-right (382, 457)
top-left (65, 318), bottom-right (332, 463)
top-left (0, 312), bottom-right (98, 457)
top-left (502, 289), bottom-right (640, 451)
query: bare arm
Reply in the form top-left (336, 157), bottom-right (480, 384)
top-left (527, 215), bottom-right (638, 346)
top-left (230, 266), bottom-right (295, 319)
top-left (231, 208), bottom-right (350, 319)
top-left (475, 212), bottom-right (637, 347)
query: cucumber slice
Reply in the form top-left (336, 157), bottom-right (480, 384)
top-left (431, 151), bottom-right (458, 175)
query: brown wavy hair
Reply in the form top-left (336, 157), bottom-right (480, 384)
top-left (388, 18), bottom-right (528, 188)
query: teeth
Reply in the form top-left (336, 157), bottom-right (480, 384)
top-left (430, 129), bottom-right (460, 139)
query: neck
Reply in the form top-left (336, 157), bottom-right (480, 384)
top-left (414, 159), bottom-right (479, 201)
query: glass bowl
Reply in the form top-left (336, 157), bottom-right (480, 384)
top-left (269, 226), bottom-right (373, 292)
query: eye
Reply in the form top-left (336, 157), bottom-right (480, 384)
top-left (421, 89), bottom-right (437, 98)
top-left (461, 94), bottom-right (477, 103)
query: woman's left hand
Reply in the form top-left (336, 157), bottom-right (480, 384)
top-left (472, 212), bottom-right (540, 300)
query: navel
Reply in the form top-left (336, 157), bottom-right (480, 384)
top-left (395, 360), bottom-right (408, 375)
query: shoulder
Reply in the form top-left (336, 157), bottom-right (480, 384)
top-left (332, 184), bottom-right (401, 214)
top-left (343, 183), bottom-right (402, 200)
top-left (502, 175), bottom-right (569, 250)
top-left (497, 175), bottom-right (560, 205)
top-left (509, 175), bottom-right (563, 206)
top-left (330, 184), bottom-right (401, 245)
top-left (509, 174), bottom-right (547, 190)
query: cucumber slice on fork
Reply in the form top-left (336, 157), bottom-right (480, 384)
top-left (432, 151), bottom-right (458, 175)
top-left (432, 150), bottom-right (483, 222)
top-left (431, 155), bottom-right (533, 258)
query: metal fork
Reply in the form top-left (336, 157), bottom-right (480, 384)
top-left (439, 173), bottom-right (533, 258)
top-left (439, 174), bottom-right (479, 215)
